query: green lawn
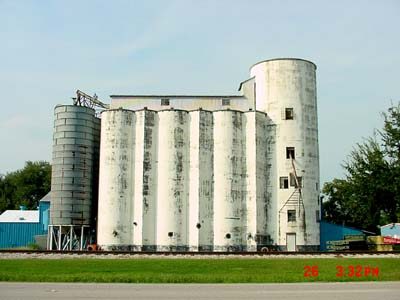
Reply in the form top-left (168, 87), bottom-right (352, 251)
top-left (0, 258), bottom-right (399, 283)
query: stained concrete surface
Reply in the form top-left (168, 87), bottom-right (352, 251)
top-left (0, 282), bottom-right (399, 300)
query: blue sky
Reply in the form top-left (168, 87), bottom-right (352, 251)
top-left (0, 0), bottom-right (399, 185)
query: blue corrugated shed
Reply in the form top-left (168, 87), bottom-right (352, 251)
top-left (320, 221), bottom-right (364, 251)
top-left (0, 222), bottom-right (45, 248)
top-left (0, 193), bottom-right (50, 249)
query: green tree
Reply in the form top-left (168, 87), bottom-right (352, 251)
top-left (322, 103), bottom-right (400, 232)
top-left (0, 161), bottom-right (51, 213)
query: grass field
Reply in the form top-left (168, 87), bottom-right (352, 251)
top-left (0, 258), bottom-right (399, 283)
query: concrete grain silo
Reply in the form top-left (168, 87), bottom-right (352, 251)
top-left (156, 110), bottom-right (190, 251)
top-left (188, 109), bottom-right (214, 251)
top-left (96, 109), bottom-right (136, 250)
top-left (133, 109), bottom-right (158, 251)
top-left (250, 58), bottom-right (320, 251)
top-left (213, 110), bottom-right (247, 251)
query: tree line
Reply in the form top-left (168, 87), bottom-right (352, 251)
top-left (0, 161), bottom-right (51, 213)
top-left (322, 102), bottom-right (400, 232)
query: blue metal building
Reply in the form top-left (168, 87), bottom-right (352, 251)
top-left (0, 193), bottom-right (50, 249)
top-left (320, 221), bottom-right (365, 251)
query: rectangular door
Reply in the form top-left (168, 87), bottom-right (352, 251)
top-left (286, 233), bottom-right (296, 251)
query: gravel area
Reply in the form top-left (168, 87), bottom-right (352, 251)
top-left (1, 252), bottom-right (399, 259)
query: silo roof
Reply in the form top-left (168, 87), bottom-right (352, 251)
top-left (250, 58), bottom-right (317, 70)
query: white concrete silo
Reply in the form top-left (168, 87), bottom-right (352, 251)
top-left (188, 110), bottom-right (214, 251)
top-left (97, 109), bottom-right (136, 250)
top-left (132, 109), bottom-right (159, 251)
top-left (243, 111), bottom-right (271, 251)
top-left (156, 110), bottom-right (190, 251)
top-left (213, 110), bottom-right (247, 251)
top-left (250, 58), bottom-right (320, 251)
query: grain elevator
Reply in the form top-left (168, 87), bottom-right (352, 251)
top-left (49, 58), bottom-right (320, 251)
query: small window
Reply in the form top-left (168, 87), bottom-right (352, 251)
top-left (288, 210), bottom-right (296, 222)
top-left (316, 210), bottom-right (320, 222)
top-left (168, 232), bottom-right (174, 237)
top-left (286, 147), bottom-right (295, 159)
top-left (225, 233), bottom-right (231, 239)
top-left (285, 108), bottom-right (294, 120)
top-left (280, 177), bottom-right (289, 189)
top-left (290, 173), bottom-right (302, 188)
top-left (161, 98), bottom-right (170, 106)
top-left (222, 99), bottom-right (230, 106)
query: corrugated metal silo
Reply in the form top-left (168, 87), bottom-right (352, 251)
top-left (49, 105), bottom-right (100, 250)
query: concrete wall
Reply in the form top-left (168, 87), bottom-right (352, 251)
top-left (110, 96), bottom-right (253, 112)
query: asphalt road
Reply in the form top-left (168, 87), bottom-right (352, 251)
top-left (0, 282), bottom-right (399, 300)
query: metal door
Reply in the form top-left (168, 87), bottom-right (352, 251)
top-left (286, 233), bottom-right (296, 251)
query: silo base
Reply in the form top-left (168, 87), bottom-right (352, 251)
top-left (47, 225), bottom-right (92, 251)
top-left (98, 245), bottom-right (142, 251)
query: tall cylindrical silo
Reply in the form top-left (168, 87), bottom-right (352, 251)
top-left (188, 110), bottom-right (214, 251)
top-left (156, 110), bottom-right (189, 251)
top-left (250, 58), bottom-right (320, 251)
top-left (97, 109), bottom-right (136, 250)
top-left (51, 105), bottom-right (99, 225)
top-left (133, 109), bottom-right (158, 251)
top-left (213, 110), bottom-right (246, 251)
top-left (243, 111), bottom-right (270, 251)
top-left (50, 105), bottom-right (100, 250)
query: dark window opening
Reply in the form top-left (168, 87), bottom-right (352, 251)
top-left (161, 98), bottom-right (170, 106)
top-left (222, 99), bottom-right (230, 106)
top-left (286, 147), bottom-right (295, 159)
top-left (285, 108), bottom-right (294, 120)
top-left (290, 173), bottom-right (302, 188)
top-left (168, 232), bottom-right (174, 237)
top-left (225, 233), bottom-right (231, 239)
top-left (133, 222), bottom-right (137, 226)
top-left (280, 177), bottom-right (289, 189)
top-left (316, 182), bottom-right (319, 191)
top-left (287, 210), bottom-right (296, 222)
top-left (316, 210), bottom-right (320, 222)
top-left (196, 223), bottom-right (201, 229)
